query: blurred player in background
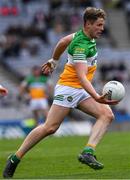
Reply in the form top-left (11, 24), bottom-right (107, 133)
top-left (3, 7), bottom-right (118, 178)
top-left (18, 65), bottom-right (52, 126)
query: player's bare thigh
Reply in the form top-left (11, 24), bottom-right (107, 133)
top-left (44, 104), bottom-right (70, 128)
top-left (78, 97), bottom-right (114, 119)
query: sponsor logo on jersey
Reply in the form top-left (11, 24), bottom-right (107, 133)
top-left (54, 95), bottom-right (64, 101)
top-left (75, 47), bottom-right (85, 53)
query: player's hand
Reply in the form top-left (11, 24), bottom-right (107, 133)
top-left (41, 61), bottom-right (54, 75)
top-left (95, 93), bottom-right (119, 105)
top-left (0, 85), bottom-right (8, 96)
top-left (41, 59), bottom-right (58, 75)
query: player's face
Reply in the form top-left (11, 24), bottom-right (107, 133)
top-left (33, 69), bottom-right (41, 76)
top-left (87, 18), bottom-right (105, 39)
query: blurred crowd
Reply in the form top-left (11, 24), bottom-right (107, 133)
top-left (0, 0), bottom-right (129, 61)
top-left (99, 62), bottom-right (130, 83)
top-left (0, 0), bottom-right (115, 61)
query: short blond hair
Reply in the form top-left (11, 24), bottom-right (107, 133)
top-left (83, 7), bottom-right (106, 25)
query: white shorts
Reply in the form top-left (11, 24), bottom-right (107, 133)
top-left (53, 85), bottom-right (91, 108)
top-left (30, 98), bottom-right (49, 110)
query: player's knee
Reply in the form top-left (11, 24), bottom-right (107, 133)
top-left (48, 127), bottom-right (57, 135)
top-left (44, 124), bottom-right (58, 135)
top-left (103, 109), bottom-right (114, 123)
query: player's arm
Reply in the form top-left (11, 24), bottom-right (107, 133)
top-left (52, 34), bottom-right (74, 60)
top-left (19, 82), bottom-right (27, 94)
top-left (0, 84), bottom-right (8, 96)
top-left (42, 33), bottom-right (74, 75)
top-left (18, 80), bottom-right (28, 100)
top-left (74, 63), bottom-right (118, 105)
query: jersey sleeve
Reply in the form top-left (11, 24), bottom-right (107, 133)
top-left (72, 45), bottom-right (88, 63)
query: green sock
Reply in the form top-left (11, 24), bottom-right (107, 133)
top-left (10, 154), bottom-right (20, 164)
top-left (83, 147), bottom-right (95, 155)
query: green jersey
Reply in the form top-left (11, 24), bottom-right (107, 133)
top-left (23, 75), bottom-right (48, 99)
top-left (58, 29), bottom-right (98, 88)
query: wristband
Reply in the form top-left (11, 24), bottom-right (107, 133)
top-left (48, 58), bottom-right (58, 69)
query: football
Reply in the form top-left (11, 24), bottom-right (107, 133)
top-left (102, 81), bottom-right (125, 101)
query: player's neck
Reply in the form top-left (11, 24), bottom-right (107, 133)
top-left (83, 28), bottom-right (93, 40)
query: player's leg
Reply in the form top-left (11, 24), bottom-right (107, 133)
top-left (33, 109), bottom-right (40, 126)
top-left (3, 104), bottom-right (70, 178)
top-left (77, 97), bottom-right (114, 169)
top-left (33, 98), bottom-right (49, 125)
top-left (30, 99), bottom-right (40, 126)
top-left (16, 104), bottom-right (70, 158)
top-left (42, 108), bottom-right (49, 120)
top-left (40, 98), bottom-right (50, 121)
top-left (78, 97), bottom-right (114, 147)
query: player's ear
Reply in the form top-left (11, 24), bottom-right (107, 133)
top-left (85, 21), bottom-right (91, 28)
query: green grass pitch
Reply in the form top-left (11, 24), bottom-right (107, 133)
top-left (0, 132), bottom-right (130, 179)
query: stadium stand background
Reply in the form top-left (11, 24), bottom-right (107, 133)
top-left (0, 0), bottom-right (130, 137)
